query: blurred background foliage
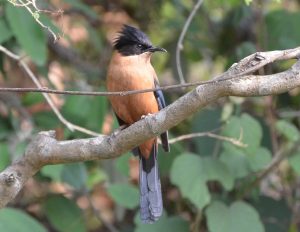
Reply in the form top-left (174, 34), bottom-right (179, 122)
top-left (0, 0), bottom-right (300, 231)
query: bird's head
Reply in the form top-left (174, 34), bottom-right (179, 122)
top-left (113, 25), bottom-right (167, 56)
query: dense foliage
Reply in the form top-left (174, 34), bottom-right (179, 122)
top-left (0, 0), bottom-right (300, 231)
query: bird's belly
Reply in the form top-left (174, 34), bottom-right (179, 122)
top-left (107, 74), bottom-right (159, 124)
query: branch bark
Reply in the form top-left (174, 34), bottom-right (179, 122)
top-left (0, 48), bottom-right (300, 208)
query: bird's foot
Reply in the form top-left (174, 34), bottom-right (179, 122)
top-left (141, 113), bottom-right (152, 119)
top-left (112, 125), bottom-right (127, 137)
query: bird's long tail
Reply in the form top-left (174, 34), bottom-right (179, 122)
top-left (139, 143), bottom-right (163, 223)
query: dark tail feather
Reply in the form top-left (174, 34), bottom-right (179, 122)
top-left (160, 131), bottom-right (170, 152)
top-left (139, 144), bottom-right (163, 223)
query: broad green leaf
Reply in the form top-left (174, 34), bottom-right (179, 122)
top-left (206, 201), bottom-right (264, 232)
top-left (0, 208), bottom-right (46, 232)
top-left (0, 143), bottom-right (10, 171)
top-left (248, 147), bottom-right (272, 172)
top-left (289, 152), bottom-right (300, 175)
top-left (135, 216), bottom-right (189, 232)
top-left (170, 153), bottom-right (234, 209)
top-left (107, 183), bottom-right (139, 209)
top-left (220, 146), bottom-right (250, 178)
top-left (41, 164), bottom-right (64, 182)
top-left (0, 20), bottom-right (13, 44)
top-left (275, 120), bottom-right (300, 142)
top-left (6, 4), bottom-right (47, 65)
top-left (223, 113), bottom-right (262, 154)
top-left (61, 163), bottom-right (87, 190)
top-left (44, 195), bottom-right (86, 232)
top-left (220, 145), bottom-right (271, 178)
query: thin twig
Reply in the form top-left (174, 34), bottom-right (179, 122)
top-left (168, 131), bottom-right (247, 147)
top-left (7, 0), bottom-right (60, 42)
top-left (176, 0), bottom-right (204, 84)
top-left (239, 142), bottom-right (299, 199)
top-left (0, 45), bottom-right (100, 137)
top-left (1, 45), bottom-right (299, 97)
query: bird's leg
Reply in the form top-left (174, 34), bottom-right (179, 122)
top-left (141, 113), bottom-right (152, 119)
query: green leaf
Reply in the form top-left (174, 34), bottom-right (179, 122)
top-left (61, 163), bottom-right (87, 190)
top-left (248, 147), bottom-right (272, 172)
top-left (223, 114), bottom-right (262, 154)
top-left (252, 196), bottom-right (291, 232)
top-left (86, 168), bottom-right (107, 189)
top-left (192, 109), bottom-right (222, 156)
top-left (206, 201), bottom-right (264, 232)
top-left (62, 94), bottom-right (107, 132)
top-left (266, 10), bottom-right (300, 50)
top-left (170, 153), bottom-right (234, 209)
top-left (0, 143), bottom-right (10, 171)
top-left (41, 164), bottom-right (64, 181)
top-left (63, 0), bottom-right (98, 19)
top-left (220, 145), bottom-right (271, 178)
top-left (34, 111), bottom-right (60, 129)
top-left (275, 120), bottom-right (300, 142)
top-left (135, 216), bottom-right (189, 232)
top-left (0, 20), bottom-right (13, 44)
top-left (44, 195), bottom-right (86, 232)
top-left (6, 3), bottom-right (47, 65)
top-left (115, 152), bottom-right (131, 176)
top-left (107, 183), bottom-right (139, 209)
top-left (289, 152), bottom-right (300, 175)
top-left (0, 208), bottom-right (46, 232)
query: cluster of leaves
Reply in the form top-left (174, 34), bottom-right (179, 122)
top-left (1, 0), bottom-right (300, 232)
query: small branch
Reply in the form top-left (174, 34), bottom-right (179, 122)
top-left (168, 131), bottom-right (246, 148)
top-left (8, 0), bottom-right (61, 42)
top-left (239, 142), bottom-right (299, 199)
top-left (0, 45), bottom-right (100, 137)
top-left (176, 0), bottom-right (204, 83)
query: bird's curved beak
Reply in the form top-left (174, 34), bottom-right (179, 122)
top-left (148, 46), bottom-right (167, 53)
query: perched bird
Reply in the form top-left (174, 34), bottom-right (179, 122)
top-left (106, 25), bottom-right (170, 223)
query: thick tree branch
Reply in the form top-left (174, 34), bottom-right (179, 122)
top-left (0, 48), bottom-right (300, 208)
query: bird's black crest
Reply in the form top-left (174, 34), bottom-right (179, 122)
top-left (113, 25), bottom-right (153, 56)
